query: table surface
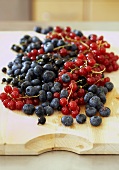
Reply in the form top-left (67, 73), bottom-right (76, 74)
top-left (0, 21), bottom-right (119, 170)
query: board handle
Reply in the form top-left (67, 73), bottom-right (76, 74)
top-left (25, 133), bottom-right (93, 155)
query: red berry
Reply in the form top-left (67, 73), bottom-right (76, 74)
top-left (68, 101), bottom-right (77, 111)
top-left (78, 88), bottom-right (85, 97)
top-left (25, 98), bottom-right (33, 104)
top-left (33, 98), bottom-right (39, 106)
top-left (4, 85), bottom-right (12, 94)
top-left (69, 80), bottom-right (78, 92)
top-left (3, 99), bottom-right (11, 108)
top-left (53, 92), bottom-right (60, 98)
top-left (61, 106), bottom-right (70, 115)
top-left (60, 98), bottom-right (68, 107)
top-left (11, 91), bottom-right (19, 99)
top-left (0, 92), bottom-right (8, 101)
top-left (16, 101), bottom-right (24, 110)
top-left (65, 26), bottom-right (71, 32)
top-left (75, 58), bottom-right (83, 67)
top-left (60, 48), bottom-right (68, 57)
top-left (38, 48), bottom-right (44, 54)
top-left (12, 87), bottom-right (19, 93)
top-left (71, 110), bottom-right (79, 118)
top-left (7, 100), bottom-right (16, 110)
top-left (54, 26), bottom-right (63, 33)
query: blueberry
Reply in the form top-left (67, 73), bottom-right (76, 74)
top-left (71, 44), bottom-right (77, 51)
top-left (31, 36), bottom-right (41, 43)
top-left (51, 38), bottom-right (58, 47)
top-left (34, 85), bottom-right (41, 91)
top-left (44, 42), bottom-right (54, 53)
top-left (47, 91), bottom-right (53, 101)
top-left (90, 116), bottom-right (102, 126)
top-left (88, 84), bottom-right (97, 93)
top-left (60, 89), bottom-right (68, 98)
top-left (42, 83), bottom-right (50, 91)
top-left (57, 39), bottom-right (65, 46)
top-left (76, 114), bottom-right (86, 124)
top-left (42, 70), bottom-right (56, 83)
top-left (42, 101), bottom-right (50, 107)
top-left (96, 86), bottom-right (105, 95)
top-left (44, 106), bottom-right (54, 116)
top-left (26, 86), bottom-right (39, 96)
top-left (34, 26), bottom-right (42, 33)
top-left (61, 115), bottom-right (73, 126)
top-left (51, 86), bottom-right (61, 93)
top-left (61, 74), bottom-right (71, 83)
top-left (43, 38), bottom-right (51, 44)
top-left (37, 116), bottom-right (46, 125)
top-left (43, 64), bottom-right (54, 71)
top-left (99, 107), bottom-right (111, 117)
top-left (96, 101), bottom-right (104, 111)
top-left (85, 107), bottom-right (97, 117)
top-left (73, 30), bottom-right (83, 37)
top-left (21, 64), bottom-right (30, 73)
top-left (13, 69), bottom-right (21, 76)
top-left (55, 59), bottom-right (64, 66)
top-left (89, 96), bottom-right (101, 107)
top-left (42, 54), bottom-right (49, 61)
top-left (31, 79), bottom-right (41, 86)
top-left (34, 65), bottom-right (43, 76)
top-left (7, 62), bottom-right (13, 68)
top-left (31, 61), bottom-right (38, 68)
top-left (35, 105), bottom-right (45, 117)
top-left (84, 92), bottom-right (94, 103)
top-left (104, 82), bottom-right (114, 92)
top-left (47, 82), bottom-right (54, 88)
top-left (39, 90), bottom-right (47, 102)
top-left (50, 98), bottom-right (60, 109)
top-left (54, 82), bottom-right (62, 88)
top-left (98, 93), bottom-right (106, 104)
top-left (22, 104), bottom-right (35, 115)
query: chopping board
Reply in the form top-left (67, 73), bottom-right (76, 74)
top-left (0, 31), bottom-right (119, 155)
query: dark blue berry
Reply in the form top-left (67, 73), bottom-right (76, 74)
top-left (42, 83), bottom-right (50, 91)
top-left (22, 104), bottom-right (35, 115)
top-left (42, 101), bottom-right (50, 107)
top-left (61, 115), bottom-right (73, 126)
top-left (39, 90), bottom-right (47, 102)
top-left (85, 107), bottom-right (97, 117)
top-left (60, 89), bottom-right (68, 98)
top-left (31, 79), bottom-right (41, 86)
top-left (89, 96), bottom-right (101, 107)
top-left (99, 107), bottom-right (111, 117)
top-left (37, 116), bottom-right (46, 125)
top-left (104, 82), bottom-right (114, 92)
top-left (34, 65), bottom-right (43, 76)
top-left (98, 93), bottom-right (106, 104)
top-left (44, 106), bottom-right (54, 116)
top-left (76, 114), bottom-right (86, 124)
top-left (84, 92), bottom-right (94, 103)
top-left (44, 42), bottom-right (54, 53)
top-left (50, 98), bottom-right (60, 109)
top-left (26, 86), bottom-right (39, 96)
top-left (42, 70), bottom-right (56, 83)
top-left (47, 91), bottom-right (53, 101)
top-left (61, 74), bottom-right (70, 83)
top-left (90, 116), bottom-right (102, 126)
top-left (88, 84), bottom-right (97, 93)
top-left (35, 105), bottom-right (45, 117)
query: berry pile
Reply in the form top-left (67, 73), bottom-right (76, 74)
top-left (0, 26), bottom-right (118, 127)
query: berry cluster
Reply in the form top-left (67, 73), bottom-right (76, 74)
top-left (0, 26), bottom-right (118, 127)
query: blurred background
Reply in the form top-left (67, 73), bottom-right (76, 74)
top-left (0, 0), bottom-right (119, 21)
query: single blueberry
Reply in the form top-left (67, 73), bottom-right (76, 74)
top-left (90, 116), bottom-right (102, 126)
top-left (76, 114), bottom-right (86, 124)
top-left (99, 107), bottom-right (111, 117)
top-left (60, 89), bottom-right (68, 98)
top-left (84, 92), bottom-right (94, 103)
top-left (89, 96), bottom-right (101, 107)
top-left (50, 98), bottom-right (60, 109)
top-left (44, 106), bottom-right (54, 116)
top-left (85, 107), bottom-right (97, 117)
top-left (42, 70), bottom-right (56, 83)
top-left (61, 115), bottom-right (73, 126)
top-left (104, 82), bottom-right (114, 92)
top-left (39, 90), bottom-right (47, 102)
top-left (35, 105), bottom-right (45, 117)
top-left (61, 74), bottom-right (71, 83)
top-left (88, 84), bottom-right (98, 93)
top-left (47, 91), bottom-right (53, 101)
top-left (22, 104), bottom-right (35, 115)
top-left (44, 42), bottom-right (54, 53)
top-left (42, 83), bottom-right (50, 91)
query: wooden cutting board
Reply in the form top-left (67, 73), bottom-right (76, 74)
top-left (0, 31), bottom-right (119, 155)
